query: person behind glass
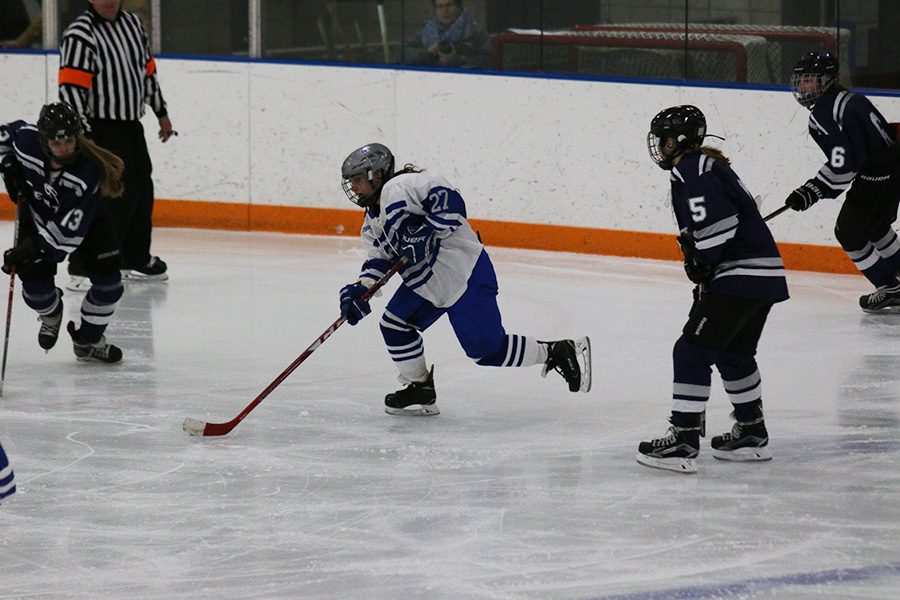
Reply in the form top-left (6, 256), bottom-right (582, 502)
top-left (785, 51), bottom-right (900, 313)
top-left (338, 143), bottom-right (591, 416)
top-left (59, 0), bottom-right (173, 292)
top-left (0, 0), bottom-right (30, 48)
top-left (636, 106), bottom-right (789, 474)
top-left (0, 103), bottom-right (125, 363)
top-left (405, 0), bottom-right (489, 68)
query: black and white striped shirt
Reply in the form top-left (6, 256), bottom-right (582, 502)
top-left (59, 6), bottom-right (166, 124)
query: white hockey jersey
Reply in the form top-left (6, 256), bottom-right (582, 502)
top-left (358, 170), bottom-right (483, 307)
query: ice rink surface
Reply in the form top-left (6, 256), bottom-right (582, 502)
top-left (0, 225), bottom-right (898, 599)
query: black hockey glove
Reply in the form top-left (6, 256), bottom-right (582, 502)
top-left (2, 237), bottom-right (46, 274)
top-left (339, 282), bottom-right (371, 326)
top-left (399, 222), bottom-right (436, 265)
top-left (785, 180), bottom-right (825, 211)
top-left (1, 160), bottom-right (28, 205)
top-left (683, 260), bottom-right (715, 285)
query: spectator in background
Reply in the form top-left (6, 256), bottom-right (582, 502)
top-left (60, 0), bottom-right (171, 292)
top-left (0, 0), bottom-right (30, 48)
top-left (405, 0), bottom-right (490, 69)
top-left (1, 0), bottom-right (150, 49)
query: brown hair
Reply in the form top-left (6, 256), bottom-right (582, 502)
top-left (81, 138), bottom-right (125, 198)
top-left (700, 145), bottom-right (731, 165)
top-left (397, 163), bottom-right (423, 175)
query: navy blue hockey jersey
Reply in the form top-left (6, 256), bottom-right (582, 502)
top-left (0, 441), bottom-right (14, 501)
top-left (0, 120), bottom-right (105, 262)
top-left (805, 86), bottom-right (896, 198)
top-left (671, 152), bottom-right (789, 302)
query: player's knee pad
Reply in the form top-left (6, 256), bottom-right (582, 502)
top-left (86, 271), bottom-right (124, 305)
top-left (461, 331), bottom-right (506, 363)
top-left (673, 334), bottom-right (718, 367)
top-left (715, 349), bottom-right (758, 381)
top-left (834, 211), bottom-right (871, 251)
top-left (91, 248), bottom-right (123, 277)
top-left (20, 278), bottom-right (58, 312)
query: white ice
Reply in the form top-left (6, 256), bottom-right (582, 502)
top-left (1, 225), bottom-right (898, 600)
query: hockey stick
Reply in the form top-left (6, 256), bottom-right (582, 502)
top-left (183, 258), bottom-right (406, 437)
top-left (0, 202), bottom-right (20, 397)
top-left (763, 205), bottom-right (790, 222)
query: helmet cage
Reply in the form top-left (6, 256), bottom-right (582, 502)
top-left (647, 105), bottom-right (707, 170)
top-left (340, 143), bottom-right (395, 208)
top-left (790, 51), bottom-right (838, 108)
top-left (37, 102), bottom-right (83, 165)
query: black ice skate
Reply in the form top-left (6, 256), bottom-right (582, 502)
top-left (859, 280), bottom-right (900, 313)
top-left (125, 256), bottom-right (169, 282)
top-left (38, 294), bottom-right (64, 351)
top-left (541, 337), bottom-right (592, 393)
top-left (711, 413), bottom-right (771, 462)
top-left (636, 425), bottom-right (700, 474)
top-left (67, 321), bottom-right (123, 364)
top-left (384, 366), bottom-right (439, 416)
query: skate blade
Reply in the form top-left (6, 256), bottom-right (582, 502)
top-left (384, 404), bottom-right (440, 416)
top-left (576, 336), bottom-right (592, 393)
top-left (861, 305), bottom-right (900, 314)
top-left (635, 452), bottom-right (697, 474)
top-left (712, 446), bottom-right (772, 462)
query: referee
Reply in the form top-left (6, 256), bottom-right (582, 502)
top-left (59, 0), bottom-right (173, 289)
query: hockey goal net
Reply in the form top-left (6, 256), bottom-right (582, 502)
top-left (573, 24), bottom-right (851, 85)
top-left (491, 29), bottom-right (770, 83)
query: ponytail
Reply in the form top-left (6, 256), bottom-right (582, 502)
top-left (80, 138), bottom-right (125, 198)
top-left (699, 146), bottom-right (731, 166)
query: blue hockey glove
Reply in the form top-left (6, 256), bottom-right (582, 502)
top-left (339, 282), bottom-right (371, 326)
top-left (785, 181), bottom-right (824, 211)
top-left (2, 237), bottom-right (45, 274)
top-left (399, 222), bottom-right (436, 265)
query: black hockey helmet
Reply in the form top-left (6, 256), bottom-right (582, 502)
top-left (37, 102), bottom-right (83, 164)
top-left (341, 143), bottom-right (395, 208)
top-left (647, 105), bottom-right (707, 170)
top-left (790, 51), bottom-right (838, 109)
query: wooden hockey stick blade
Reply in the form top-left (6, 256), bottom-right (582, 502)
top-left (182, 259), bottom-right (405, 438)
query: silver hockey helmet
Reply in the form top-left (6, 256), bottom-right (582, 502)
top-left (790, 51), bottom-right (838, 109)
top-left (647, 105), bottom-right (707, 170)
top-left (341, 143), bottom-right (395, 208)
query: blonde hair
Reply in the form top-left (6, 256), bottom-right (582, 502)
top-left (699, 146), bottom-right (731, 165)
top-left (81, 138), bottom-right (125, 198)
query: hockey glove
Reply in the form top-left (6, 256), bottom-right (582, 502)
top-left (785, 180), bottom-right (825, 211)
top-left (1, 160), bottom-right (28, 204)
top-left (2, 236), bottom-right (45, 274)
top-left (339, 282), bottom-right (371, 326)
top-left (399, 222), bottom-right (436, 265)
top-left (684, 260), bottom-right (715, 285)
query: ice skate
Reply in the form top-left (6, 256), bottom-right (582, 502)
top-left (37, 305), bottom-right (63, 351)
top-left (859, 280), bottom-right (900, 313)
top-left (384, 366), bottom-right (439, 416)
top-left (124, 256), bottom-right (168, 282)
top-left (541, 337), bottom-right (591, 393)
top-left (67, 321), bottom-right (123, 364)
top-left (636, 424), bottom-right (700, 474)
top-left (711, 412), bottom-right (771, 461)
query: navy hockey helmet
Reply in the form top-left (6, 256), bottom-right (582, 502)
top-left (341, 143), bottom-right (395, 208)
top-left (37, 102), bottom-right (83, 165)
top-left (790, 51), bottom-right (838, 109)
top-left (647, 105), bottom-right (707, 170)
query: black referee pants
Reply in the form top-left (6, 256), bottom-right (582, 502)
top-left (70, 119), bottom-right (156, 273)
